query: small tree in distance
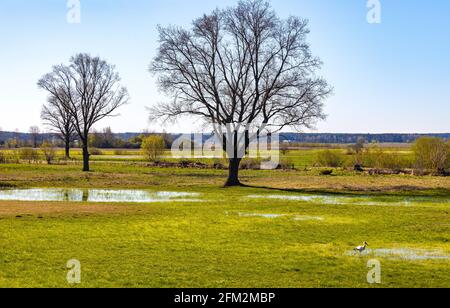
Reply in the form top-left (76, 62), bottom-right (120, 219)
top-left (41, 141), bottom-right (57, 165)
top-left (141, 135), bottom-right (165, 162)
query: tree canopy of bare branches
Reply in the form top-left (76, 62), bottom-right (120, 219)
top-left (38, 53), bottom-right (129, 171)
top-left (41, 96), bottom-right (76, 158)
top-left (149, 0), bottom-right (332, 186)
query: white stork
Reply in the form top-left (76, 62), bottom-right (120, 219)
top-left (354, 241), bottom-right (369, 254)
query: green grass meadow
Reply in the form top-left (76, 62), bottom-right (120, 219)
top-left (0, 148), bottom-right (449, 288)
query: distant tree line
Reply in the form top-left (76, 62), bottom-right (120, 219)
top-left (88, 128), bottom-right (174, 150)
top-left (280, 133), bottom-right (450, 144)
top-left (0, 129), bottom-right (59, 149)
top-left (1, 131), bottom-right (449, 149)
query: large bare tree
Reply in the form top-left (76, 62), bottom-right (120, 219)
top-left (38, 53), bottom-right (129, 171)
top-left (149, 0), bottom-right (332, 186)
top-left (41, 95), bottom-right (76, 159)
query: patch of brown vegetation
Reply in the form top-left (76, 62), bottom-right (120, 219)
top-left (148, 161), bottom-right (215, 169)
top-left (249, 173), bottom-right (450, 195)
top-left (0, 201), bottom-right (149, 218)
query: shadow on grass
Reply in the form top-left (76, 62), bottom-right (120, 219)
top-left (239, 183), bottom-right (450, 198)
top-left (0, 182), bottom-right (17, 189)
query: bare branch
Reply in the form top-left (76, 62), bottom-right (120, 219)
top-left (149, 0), bottom-right (331, 134)
top-left (38, 53), bottom-right (129, 169)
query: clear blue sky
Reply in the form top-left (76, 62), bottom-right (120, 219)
top-left (0, 0), bottom-right (449, 133)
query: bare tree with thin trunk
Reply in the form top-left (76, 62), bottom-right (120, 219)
top-left (149, 0), bottom-right (332, 186)
top-left (38, 53), bottom-right (129, 171)
top-left (41, 96), bottom-right (76, 159)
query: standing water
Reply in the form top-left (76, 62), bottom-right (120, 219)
top-left (0, 188), bottom-right (201, 203)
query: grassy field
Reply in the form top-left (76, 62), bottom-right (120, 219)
top-left (0, 149), bottom-right (449, 288)
top-left (0, 145), bottom-right (416, 168)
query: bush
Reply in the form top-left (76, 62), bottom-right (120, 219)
top-left (113, 149), bottom-right (127, 156)
top-left (18, 148), bottom-right (40, 163)
top-left (278, 157), bottom-right (295, 170)
top-left (348, 137), bottom-right (366, 155)
top-left (412, 137), bottom-right (449, 174)
top-left (359, 145), bottom-right (412, 170)
top-left (280, 143), bottom-right (290, 156)
top-left (448, 140), bottom-right (450, 166)
top-left (320, 169), bottom-right (333, 176)
top-left (5, 139), bottom-right (18, 149)
top-left (7, 151), bottom-right (20, 164)
top-left (240, 158), bottom-right (262, 170)
top-left (212, 158), bottom-right (226, 169)
top-left (0, 151), bottom-right (6, 164)
top-left (141, 136), bottom-right (165, 162)
top-left (89, 148), bottom-right (103, 156)
top-left (41, 142), bottom-right (57, 165)
top-left (316, 150), bottom-right (344, 167)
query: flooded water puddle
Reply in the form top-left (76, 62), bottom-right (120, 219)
top-left (237, 213), bottom-right (287, 219)
top-left (346, 248), bottom-right (450, 261)
top-left (247, 194), bottom-right (449, 207)
top-left (0, 188), bottom-right (201, 203)
top-left (293, 215), bottom-right (324, 221)
top-left (230, 212), bottom-right (325, 222)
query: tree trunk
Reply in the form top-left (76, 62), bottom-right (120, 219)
top-left (64, 136), bottom-right (71, 159)
top-left (82, 144), bottom-right (90, 172)
top-left (225, 158), bottom-right (242, 187)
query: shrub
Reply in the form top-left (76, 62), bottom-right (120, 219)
top-left (446, 140), bottom-right (450, 168)
top-left (5, 139), bottom-right (18, 149)
top-left (212, 158), bottom-right (226, 169)
top-left (0, 151), bottom-right (6, 164)
top-left (89, 148), bottom-right (103, 156)
top-left (277, 157), bottom-right (296, 170)
top-left (320, 169), bottom-right (333, 176)
top-left (18, 148), bottom-right (40, 163)
top-left (375, 153), bottom-right (406, 170)
top-left (240, 157), bottom-right (262, 170)
top-left (7, 151), bottom-right (20, 164)
top-left (113, 149), bottom-right (127, 156)
top-left (349, 137), bottom-right (366, 154)
top-left (412, 137), bottom-right (449, 174)
top-left (360, 145), bottom-right (411, 170)
top-left (141, 135), bottom-right (165, 162)
top-left (316, 150), bottom-right (344, 167)
top-left (280, 143), bottom-right (290, 156)
top-left (41, 141), bottom-right (57, 165)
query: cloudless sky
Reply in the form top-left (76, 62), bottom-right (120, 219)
top-left (0, 0), bottom-right (449, 133)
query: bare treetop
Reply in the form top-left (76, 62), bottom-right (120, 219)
top-left (38, 53), bottom-right (129, 171)
top-left (150, 0), bottom-right (331, 132)
top-left (41, 95), bottom-right (76, 158)
top-left (38, 54), bottom-right (129, 138)
top-left (41, 96), bottom-right (73, 134)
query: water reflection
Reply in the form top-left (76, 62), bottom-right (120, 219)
top-left (0, 188), bottom-right (201, 203)
top-left (238, 213), bottom-right (286, 219)
top-left (247, 194), bottom-right (450, 206)
top-left (346, 248), bottom-right (450, 261)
